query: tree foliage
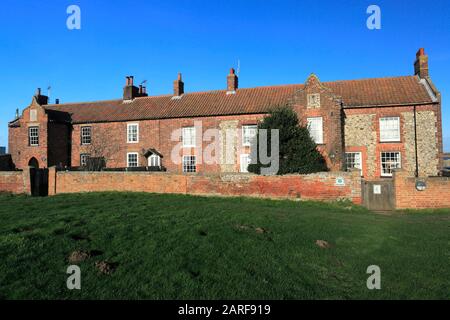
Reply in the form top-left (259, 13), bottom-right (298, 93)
top-left (248, 107), bottom-right (328, 175)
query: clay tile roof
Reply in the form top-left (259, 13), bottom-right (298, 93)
top-left (44, 75), bottom-right (435, 124)
top-left (324, 76), bottom-right (435, 107)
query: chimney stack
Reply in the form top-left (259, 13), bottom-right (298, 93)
top-left (127, 76), bottom-right (134, 86)
top-left (123, 75), bottom-right (139, 100)
top-left (138, 85), bottom-right (148, 97)
top-left (34, 87), bottom-right (48, 105)
top-left (414, 48), bottom-right (429, 78)
top-left (173, 73), bottom-right (184, 96)
top-left (227, 68), bottom-right (238, 93)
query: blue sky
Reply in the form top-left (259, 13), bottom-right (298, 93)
top-left (0, 0), bottom-right (449, 151)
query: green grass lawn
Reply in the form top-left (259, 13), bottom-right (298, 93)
top-left (0, 192), bottom-right (448, 300)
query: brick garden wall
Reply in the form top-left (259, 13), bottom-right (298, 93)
top-left (0, 171), bottom-right (29, 194)
top-left (394, 170), bottom-right (450, 209)
top-left (4, 167), bottom-right (450, 209)
top-left (48, 167), bottom-right (362, 204)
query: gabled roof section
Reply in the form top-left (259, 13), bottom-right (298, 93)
top-left (8, 116), bottom-right (20, 126)
top-left (43, 75), bottom-right (436, 124)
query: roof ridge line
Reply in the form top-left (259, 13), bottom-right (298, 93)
top-left (324, 75), bottom-right (415, 84)
top-left (42, 74), bottom-right (424, 110)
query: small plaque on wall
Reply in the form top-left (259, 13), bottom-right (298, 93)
top-left (307, 93), bottom-right (321, 108)
top-left (416, 180), bottom-right (427, 191)
top-left (335, 177), bottom-right (345, 186)
top-left (373, 185), bottom-right (382, 195)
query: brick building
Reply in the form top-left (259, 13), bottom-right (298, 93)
top-left (8, 49), bottom-right (443, 180)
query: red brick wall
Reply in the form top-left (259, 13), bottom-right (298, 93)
top-left (9, 105), bottom-right (49, 169)
top-left (47, 122), bottom-right (71, 167)
top-left (188, 172), bottom-right (361, 202)
top-left (49, 169), bottom-right (362, 204)
top-left (71, 114), bottom-right (265, 172)
top-left (5, 167), bottom-right (450, 209)
top-left (394, 170), bottom-right (450, 209)
top-left (291, 74), bottom-right (344, 171)
top-left (0, 170), bottom-right (29, 194)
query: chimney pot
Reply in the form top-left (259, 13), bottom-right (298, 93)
top-left (55, 99), bottom-right (60, 105)
top-left (417, 48), bottom-right (425, 58)
top-left (36, 88), bottom-right (41, 96)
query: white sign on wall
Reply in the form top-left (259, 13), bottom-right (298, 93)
top-left (373, 185), bottom-right (382, 195)
top-left (335, 177), bottom-right (345, 187)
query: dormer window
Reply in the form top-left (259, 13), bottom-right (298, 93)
top-left (148, 154), bottom-right (161, 167)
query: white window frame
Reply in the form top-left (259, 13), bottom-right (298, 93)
top-left (307, 117), bottom-right (324, 144)
top-left (345, 152), bottom-right (363, 176)
top-left (182, 127), bottom-right (196, 148)
top-left (380, 152), bottom-right (402, 177)
top-left (242, 125), bottom-right (258, 147)
top-left (80, 153), bottom-right (90, 167)
top-left (81, 126), bottom-right (92, 145)
top-left (127, 152), bottom-right (139, 168)
top-left (379, 117), bottom-right (400, 142)
top-left (127, 123), bottom-right (139, 143)
top-left (182, 155), bottom-right (196, 173)
top-left (240, 154), bottom-right (251, 173)
top-left (28, 126), bottom-right (39, 146)
top-left (148, 154), bottom-right (161, 167)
